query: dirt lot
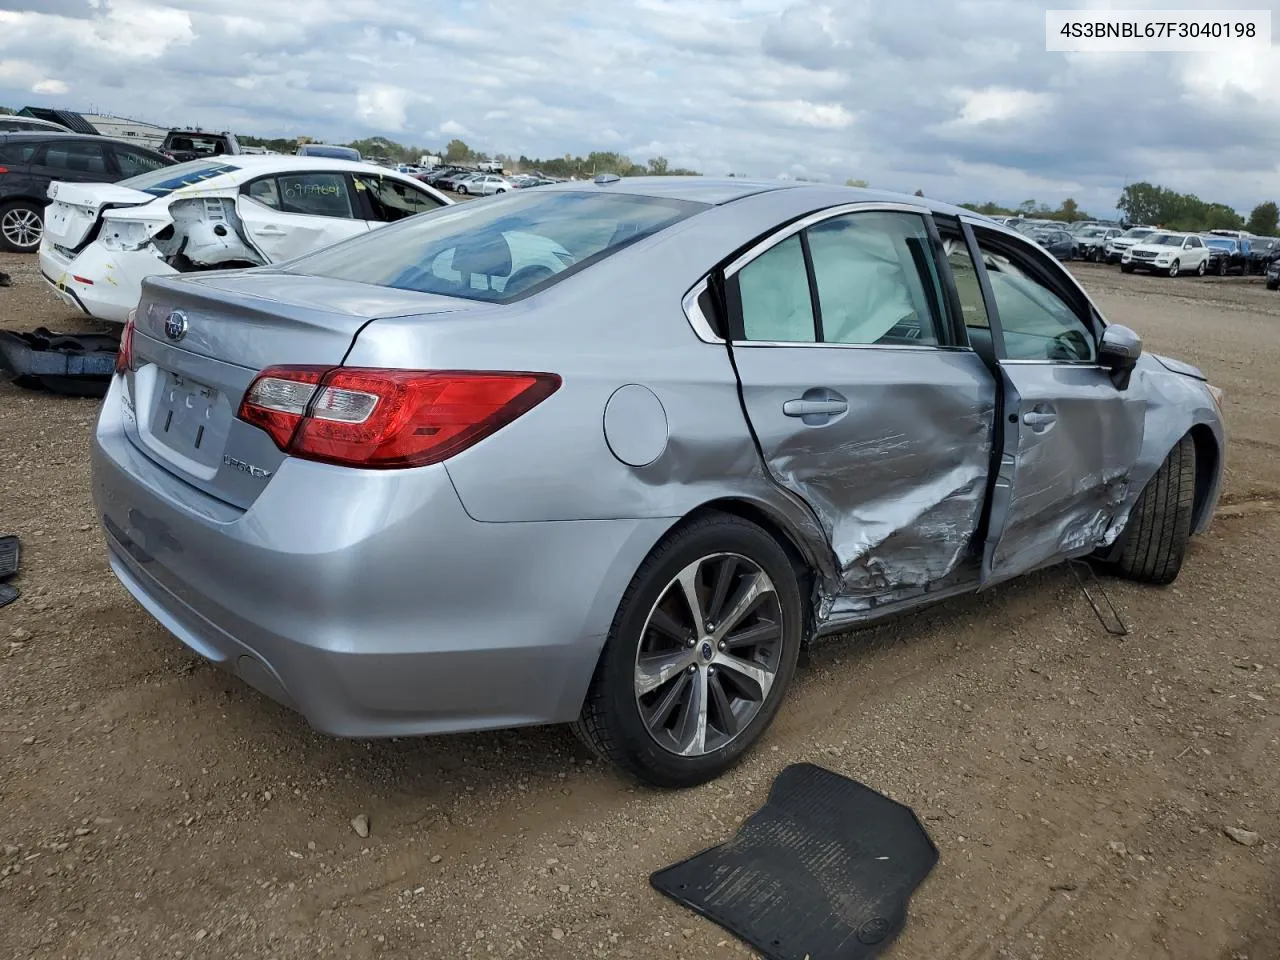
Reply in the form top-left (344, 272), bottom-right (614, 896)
top-left (2, 252), bottom-right (1279, 960)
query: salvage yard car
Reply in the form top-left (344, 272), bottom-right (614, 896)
top-left (38, 156), bottom-right (451, 323)
top-left (1120, 231), bottom-right (1211, 277)
top-left (1202, 235), bottom-right (1249, 276)
top-left (1105, 226), bottom-right (1156, 263)
top-left (93, 178), bottom-right (1225, 787)
top-left (0, 132), bottom-right (173, 252)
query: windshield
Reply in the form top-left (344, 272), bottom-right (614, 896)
top-left (1205, 238), bottom-right (1236, 250)
top-left (1145, 234), bottom-right (1183, 247)
top-left (117, 159), bottom-right (241, 197)
top-left (1080, 227), bottom-right (1107, 237)
top-left (301, 145), bottom-right (361, 160)
top-left (287, 189), bottom-right (706, 303)
top-left (1122, 228), bottom-right (1154, 239)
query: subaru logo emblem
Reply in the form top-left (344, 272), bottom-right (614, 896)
top-left (163, 309), bottom-right (188, 341)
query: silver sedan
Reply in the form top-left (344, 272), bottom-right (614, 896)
top-left (93, 177), bottom-right (1226, 787)
top-left (455, 174), bottom-right (514, 196)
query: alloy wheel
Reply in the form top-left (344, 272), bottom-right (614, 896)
top-left (634, 553), bottom-right (784, 757)
top-left (1, 207), bottom-right (42, 250)
top-left (1197, 259), bottom-right (1207, 276)
top-left (1169, 259), bottom-right (1180, 278)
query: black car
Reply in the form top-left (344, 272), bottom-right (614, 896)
top-left (160, 129), bottom-right (241, 163)
top-left (1202, 236), bottom-right (1249, 276)
top-left (1027, 226), bottom-right (1077, 260)
top-left (0, 132), bottom-right (173, 253)
top-left (1267, 258), bottom-right (1280, 291)
top-left (1246, 237), bottom-right (1279, 275)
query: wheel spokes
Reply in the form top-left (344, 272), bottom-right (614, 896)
top-left (635, 648), bottom-right (695, 696)
top-left (675, 666), bottom-right (709, 756)
top-left (721, 619), bottom-right (781, 651)
top-left (711, 571), bottom-right (774, 642)
top-left (712, 650), bottom-right (775, 700)
top-left (674, 562), bottom-right (706, 631)
top-left (644, 670), bottom-right (692, 730)
top-left (705, 556), bottom-right (737, 625)
top-left (707, 672), bottom-right (739, 738)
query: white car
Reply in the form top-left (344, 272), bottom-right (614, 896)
top-left (1120, 231), bottom-right (1212, 278)
top-left (456, 175), bottom-right (513, 197)
top-left (38, 156), bottom-right (452, 324)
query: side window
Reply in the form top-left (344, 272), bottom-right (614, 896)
top-left (244, 178), bottom-right (281, 209)
top-left (807, 211), bottom-right (944, 345)
top-left (732, 234), bottom-right (816, 342)
top-left (975, 234), bottom-right (1097, 363)
top-left (113, 147), bottom-right (168, 177)
top-left (42, 141), bottom-right (108, 174)
top-left (1189, 237), bottom-right (1203, 248)
top-left (0, 142), bottom-right (37, 164)
top-left (353, 174), bottom-right (445, 222)
top-left (276, 172), bottom-right (355, 218)
top-left (939, 230), bottom-right (990, 330)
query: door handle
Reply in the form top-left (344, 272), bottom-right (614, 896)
top-left (1023, 411), bottom-right (1056, 428)
top-left (254, 225), bottom-right (286, 235)
top-left (783, 398), bottom-right (848, 418)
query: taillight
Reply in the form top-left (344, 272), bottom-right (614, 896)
top-left (115, 311), bottom-right (136, 375)
top-left (236, 366), bottom-right (561, 469)
top-left (0, 166), bottom-right (8, 175)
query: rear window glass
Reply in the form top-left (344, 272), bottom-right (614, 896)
top-left (299, 145), bottom-right (361, 161)
top-left (286, 190), bottom-right (706, 303)
top-left (118, 159), bottom-right (241, 197)
top-left (0, 141), bottom-right (39, 164)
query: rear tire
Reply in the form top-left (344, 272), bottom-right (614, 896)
top-left (573, 512), bottom-right (803, 788)
top-left (1112, 434), bottom-right (1196, 585)
top-left (1196, 258), bottom-right (1207, 277)
top-left (0, 200), bottom-right (43, 253)
top-left (457, 185), bottom-right (468, 195)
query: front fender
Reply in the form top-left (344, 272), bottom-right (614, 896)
top-left (1102, 356), bottom-right (1225, 555)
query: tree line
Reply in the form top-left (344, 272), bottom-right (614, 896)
top-left (236, 133), bottom-right (699, 178)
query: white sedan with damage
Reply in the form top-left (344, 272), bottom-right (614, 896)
top-left (38, 156), bottom-right (452, 324)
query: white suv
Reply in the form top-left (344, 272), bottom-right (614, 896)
top-left (1121, 231), bottom-right (1211, 278)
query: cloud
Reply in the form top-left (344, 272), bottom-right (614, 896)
top-left (0, 0), bottom-right (1274, 216)
top-left (31, 78), bottom-right (69, 95)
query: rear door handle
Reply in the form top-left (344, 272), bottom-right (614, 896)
top-left (1023, 411), bottom-right (1056, 428)
top-left (783, 399), bottom-right (848, 418)
top-left (254, 225), bottom-right (286, 235)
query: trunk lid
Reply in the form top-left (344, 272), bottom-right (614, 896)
top-left (124, 271), bottom-right (476, 509)
top-left (44, 181), bottom-right (155, 252)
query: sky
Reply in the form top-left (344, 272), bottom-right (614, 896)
top-left (0, 0), bottom-right (1277, 217)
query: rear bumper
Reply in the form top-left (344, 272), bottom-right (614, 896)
top-left (39, 242), bottom-right (172, 325)
top-left (93, 377), bottom-right (672, 737)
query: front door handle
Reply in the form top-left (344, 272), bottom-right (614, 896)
top-left (784, 398), bottom-right (848, 418)
top-left (1023, 411), bottom-right (1056, 429)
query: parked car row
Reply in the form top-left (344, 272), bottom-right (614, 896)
top-left (417, 164), bottom-right (561, 195)
top-left (1109, 228), bottom-right (1280, 279)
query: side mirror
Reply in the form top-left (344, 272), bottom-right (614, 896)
top-left (1099, 324), bottom-right (1142, 389)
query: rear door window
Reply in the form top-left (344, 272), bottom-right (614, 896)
top-left (276, 172), bottom-right (356, 218)
top-left (40, 141), bottom-right (109, 175)
top-left (118, 159), bottom-right (240, 197)
top-left (352, 173), bottom-right (446, 221)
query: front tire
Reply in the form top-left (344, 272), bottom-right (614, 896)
top-left (1218, 258), bottom-right (1228, 276)
top-left (1168, 259), bottom-right (1180, 278)
top-left (0, 200), bottom-right (43, 253)
top-left (1267, 279), bottom-right (1279, 291)
top-left (1112, 435), bottom-right (1196, 585)
top-left (1121, 264), bottom-right (1135, 274)
top-left (456, 185), bottom-right (468, 195)
top-left (573, 512), bottom-right (803, 788)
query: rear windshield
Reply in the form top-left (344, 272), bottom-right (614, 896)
top-left (118, 159), bottom-right (241, 197)
top-left (300, 145), bottom-right (361, 160)
top-left (286, 190), bottom-right (707, 303)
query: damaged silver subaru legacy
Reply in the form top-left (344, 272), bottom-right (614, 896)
top-left (93, 178), bottom-right (1225, 787)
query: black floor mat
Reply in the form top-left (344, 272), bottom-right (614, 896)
top-left (651, 763), bottom-right (938, 960)
top-left (0, 583), bottom-right (18, 609)
top-left (0, 535), bottom-right (19, 581)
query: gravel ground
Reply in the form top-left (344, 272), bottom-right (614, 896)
top-left (2, 252), bottom-right (1279, 960)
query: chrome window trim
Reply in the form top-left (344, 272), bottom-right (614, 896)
top-left (679, 201), bottom-right (941, 348)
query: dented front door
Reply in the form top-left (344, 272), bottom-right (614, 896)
top-left (723, 205), bottom-right (997, 598)
top-left (970, 225), bottom-right (1146, 587)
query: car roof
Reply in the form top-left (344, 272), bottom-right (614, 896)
top-left (531, 175), bottom-right (1012, 222)
top-left (0, 131), bottom-right (120, 142)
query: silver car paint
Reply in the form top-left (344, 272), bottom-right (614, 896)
top-left (93, 178), bottom-right (1225, 738)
